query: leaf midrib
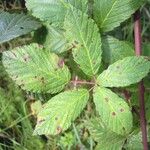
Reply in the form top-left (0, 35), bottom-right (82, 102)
top-left (71, 9), bottom-right (95, 75)
top-left (100, 0), bottom-right (118, 28)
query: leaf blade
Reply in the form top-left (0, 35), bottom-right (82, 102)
top-left (93, 87), bottom-right (133, 135)
top-left (64, 7), bottom-right (102, 77)
top-left (94, 0), bottom-right (144, 32)
top-left (34, 89), bottom-right (89, 135)
top-left (0, 11), bottom-right (41, 44)
top-left (2, 44), bottom-right (71, 94)
top-left (97, 56), bottom-right (150, 87)
top-left (26, 0), bottom-right (88, 26)
top-left (87, 118), bottom-right (126, 150)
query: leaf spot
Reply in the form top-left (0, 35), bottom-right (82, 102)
top-left (116, 66), bottom-right (120, 69)
top-left (120, 108), bottom-right (124, 112)
top-left (112, 112), bottom-right (116, 116)
top-left (37, 119), bottom-right (45, 124)
top-left (56, 126), bottom-right (62, 134)
top-left (55, 117), bottom-right (58, 121)
top-left (23, 54), bottom-right (30, 62)
top-left (58, 59), bottom-right (64, 68)
top-left (105, 97), bottom-right (109, 102)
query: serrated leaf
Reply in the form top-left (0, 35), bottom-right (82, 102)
top-left (93, 0), bottom-right (144, 32)
top-left (97, 56), bottom-right (150, 87)
top-left (102, 36), bottom-right (134, 64)
top-left (26, 0), bottom-right (88, 26)
top-left (2, 44), bottom-right (71, 94)
top-left (93, 87), bottom-right (133, 135)
top-left (126, 130), bottom-right (144, 150)
top-left (44, 25), bottom-right (72, 54)
top-left (64, 7), bottom-right (102, 77)
top-left (87, 118), bottom-right (125, 150)
top-left (0, 11), bottom-right (41, 44)
top-left (34, 89), bottom-right (89, 135)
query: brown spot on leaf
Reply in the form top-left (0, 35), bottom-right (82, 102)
top-left (23, 54), bottom-right (30, 62)
top-left (116, 66), bottom-right (120, 69)
top-left (105, 97), bottom-right (109, 102)
top-left (58, 59), bottom-right (64, 68)
top-left (112, 112), bottom-right (116, 116)
top-left (38, 119), bottom-right (45, 124)
top-left (55, 117), bottom-right (58, 121)
top-left (120, 108), bottom-right (124, 112)
top-left (56, 126), bottom-right (62, 134)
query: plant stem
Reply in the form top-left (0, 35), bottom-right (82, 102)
top-left (134, 10), bottom-right (148, 150)
top-left (71, 80), bottom-right (95, 85)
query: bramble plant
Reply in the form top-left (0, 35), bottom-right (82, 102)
top-left (1, 0), bottom-right (150, 149)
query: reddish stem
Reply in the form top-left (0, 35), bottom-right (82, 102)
top-left (134, 10), bottom-right (148, 150)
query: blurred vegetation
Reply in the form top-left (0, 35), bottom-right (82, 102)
top-left (0, 0), bottom-right (150, 150)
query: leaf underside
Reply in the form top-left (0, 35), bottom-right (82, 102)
top-left (34, 89), bottom-right (89, 135)
top-left (0, 11), bottom-right (41, 44)
top-left (2, 44), bottom-right (71, 94)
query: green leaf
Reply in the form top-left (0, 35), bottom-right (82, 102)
top-left (2, 44), bottom-right (71, 94)
top-left (64, 7), bottom-right (102, 77)
top-left (26, 0), bottom-right (66, 26)
top-left (87, 118), bottom-right (126, 150)
top-left (34, 89), bottom-right (89, 135)
top-left (126, 130), bottom-right (144, 150)
top-left (44, 25), bottom-right (72, 54)
top-left (93, 0), bottom-right (144, 32)
top-left (0, 11), bottom-right (41, 44)
top-left (93, 87), bottom-right (133, 135)
top-left (102, 36), bottom-right (134, 64)
top-left (26, 0), bottom-right (88, 26)
top-left (97, 56), bottom-right (150, 87)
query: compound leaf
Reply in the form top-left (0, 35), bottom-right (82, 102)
top-left (94, 0), bottom-right (145, 32)
top-left (64, 7), bottom-right (102, 77)
top-left (34, 89), bottom-right (89, 135)
top-left (2, 44), bottom-right (71, 94)
top-left (97, 56), bottom-right (150, 87)
top-left (102, 36), bottom-right (134, 64)
top-left (87, 118), bottom-right (126, 150)
top-left (93, 87), bottom-right (133, 135)
top-left (0, 11), bottom-right (41, 44)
